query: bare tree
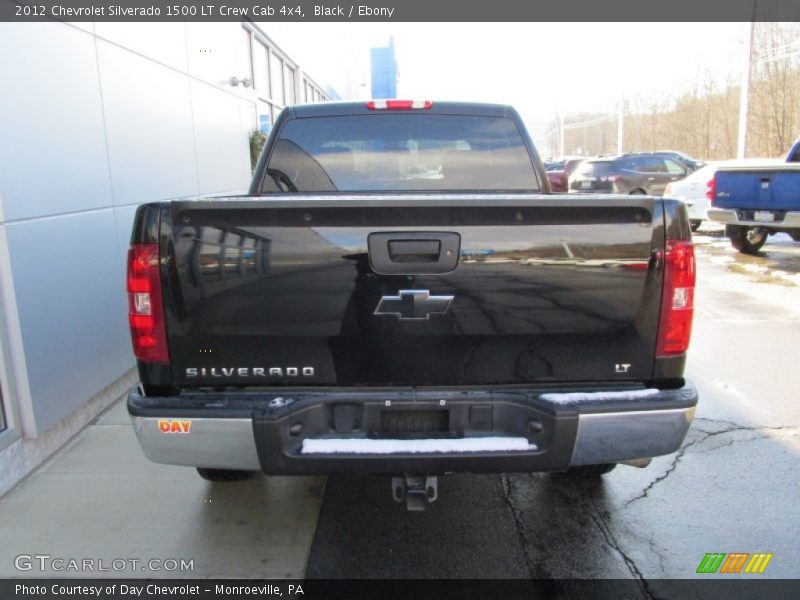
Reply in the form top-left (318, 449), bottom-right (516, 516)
top-left (555, 25), bottom-right (799, 161)
top-left (748, 22), bottom-right (800, 157)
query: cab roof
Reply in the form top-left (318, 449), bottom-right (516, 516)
top-left (289, 101), bottom-right (513, 119)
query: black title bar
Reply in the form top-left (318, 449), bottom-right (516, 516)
top-left (2, 0), bottom-right (800, 22)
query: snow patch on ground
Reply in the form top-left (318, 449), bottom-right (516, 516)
top-left (691, 236), bottom-right (718, 245)
top-left (770, 270), bottom-right (800, 285)
top-left (301, 437), bottom-right (537, 454)
top-left (709, 256), bottom-right (735, 265)
top-left (541, 389), bottom-right (661, 405)
top-left (725, 262), bottom-right (800, 286)
top-left (711, 242), bottom-right (735, 250)
top-left (737, 263), bottom-right (769, 275)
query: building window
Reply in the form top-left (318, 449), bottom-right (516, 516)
top-left (284, 66), bottom-right (295, 105)
top-left (242, 26), bottom-right (254, 86)
top-left (270, 54), bottom-right (284, 105)
top-left (253, 41), bottom-right (270, 96)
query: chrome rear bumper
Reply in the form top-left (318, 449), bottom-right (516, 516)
top-left (708, 208), bottom-right (800, 228)
top-left (129, 383), bottom-right (698, 474)
top-left (570, 407), bottom-right (695, 466)
top-left (131, 417), bottom-right (260, 471)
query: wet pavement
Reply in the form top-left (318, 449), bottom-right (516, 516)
top-left (1, 220), bottom-right (798, 586)
top-left (693, 223), bottom-right (800, 283)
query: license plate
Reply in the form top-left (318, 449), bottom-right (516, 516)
top-left (581, 181), bottom-right (591, 189)
top-left (380, 410), bottom-right (449, 435)
top-left (754, 211), bottom-right (775, 222)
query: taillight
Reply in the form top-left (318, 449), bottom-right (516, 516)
top-left (656, 240), bottom-right (695, 357)
top-left (706, 176), bottom-right (716, 204)
top-left (127, 243), bottom-right (169, 363)
top-left (366, 100), bottom-right (433, 110)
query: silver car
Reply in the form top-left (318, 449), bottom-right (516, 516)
top-left (664, 164), bottom-right (717, 232)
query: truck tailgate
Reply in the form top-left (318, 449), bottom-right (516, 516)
top-left (714, 164), bottom-right (800, 211)
top-left (161, 195), bottom-right (664, 386)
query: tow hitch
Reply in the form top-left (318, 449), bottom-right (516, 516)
top-left (392, 475), bottom-right (438, 511)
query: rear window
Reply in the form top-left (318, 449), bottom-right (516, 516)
top-left (575, 160), bottom-right (618, 177)
top-left (261, 114), bottom-right (539, 193)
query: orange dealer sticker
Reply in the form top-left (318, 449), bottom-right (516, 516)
top-left (157, 419), bottom-right (192, 434)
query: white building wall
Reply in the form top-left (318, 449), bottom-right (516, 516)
top-left (0, 22), bottom-right (278, 455)
top-left (0, 22), bottom-right (334, 483)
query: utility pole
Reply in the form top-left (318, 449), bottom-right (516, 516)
top-left (557, 112), bottom-right (565, 157)
top-left (617, 95), bottom-right (624, 154)
top-left (737, 20), bottom-right (755, 158)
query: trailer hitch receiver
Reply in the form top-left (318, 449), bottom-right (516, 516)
top-left (392, 475), bottom-right (438, 511)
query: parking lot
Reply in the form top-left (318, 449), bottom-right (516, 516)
top-left (0, 224), bottom-right (798, 583)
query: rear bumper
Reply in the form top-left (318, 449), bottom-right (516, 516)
top-left (128, 383), bottom-right (697, 475)
top-left (708, 208), bottom-right (800, 228)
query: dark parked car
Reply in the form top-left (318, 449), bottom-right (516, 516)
top-left (544, 159), bottom-right (565, 171)
top-left (632, 150), bottom-right (705, 173)
top-left (569, 153), bottom-right (690, 195)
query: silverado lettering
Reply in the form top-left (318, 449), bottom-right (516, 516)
top-left (127, 101), bottom-right (699, 510)
top-left (185, 367), bottom-right (315, 377)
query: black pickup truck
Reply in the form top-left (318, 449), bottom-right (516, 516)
top-left (127, 101), bottom-right (698, 509)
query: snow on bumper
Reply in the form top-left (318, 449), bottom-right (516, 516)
top-left (301, 437), bottom-right (537, 455)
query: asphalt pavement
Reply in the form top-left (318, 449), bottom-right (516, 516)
top-left (0, 223), bottom-right (798, 585)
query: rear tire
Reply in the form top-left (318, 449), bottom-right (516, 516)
top-left (196, 468), bottom-right (253, 482)
top-left (690, 220), bottom-right (702, 232)
top-left (629, 189), bottom-right (646, 195)
top-left (561, 463), bottom-right (617, 477)
top-left (790, 230), bottom-right (800, 242)
top-left (726, 225), bottom-right (768, 254)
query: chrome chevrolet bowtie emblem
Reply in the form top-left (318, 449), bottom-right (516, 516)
top-left (374, 290), bottom-right (454, 320)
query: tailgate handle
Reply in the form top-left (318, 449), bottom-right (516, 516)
top-left (388, 240), bottom-right (441, 263)
top-left (368, 232), bottom-right (461, 275)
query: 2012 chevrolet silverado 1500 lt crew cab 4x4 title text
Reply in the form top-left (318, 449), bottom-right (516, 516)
top-left (127, 101), bottom-right (698, 510)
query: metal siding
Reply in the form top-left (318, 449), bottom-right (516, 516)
top-left (6, 210), bottom-right (132, 433)
top-left (0, 23), bottom-right (112, 222)
top-left (96, 39), bottom-right (199, 207)
top-left (190, 79), bottom-right (253, 194)
top-left (93, 23), bottom-right (189, 73)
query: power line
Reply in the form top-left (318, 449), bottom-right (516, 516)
top-left (756, 39), bottom-right (800, 58)
top-left (758, 49), bottom-right (800, 64)
top-left (561, 114), bottom-right (621, 130)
